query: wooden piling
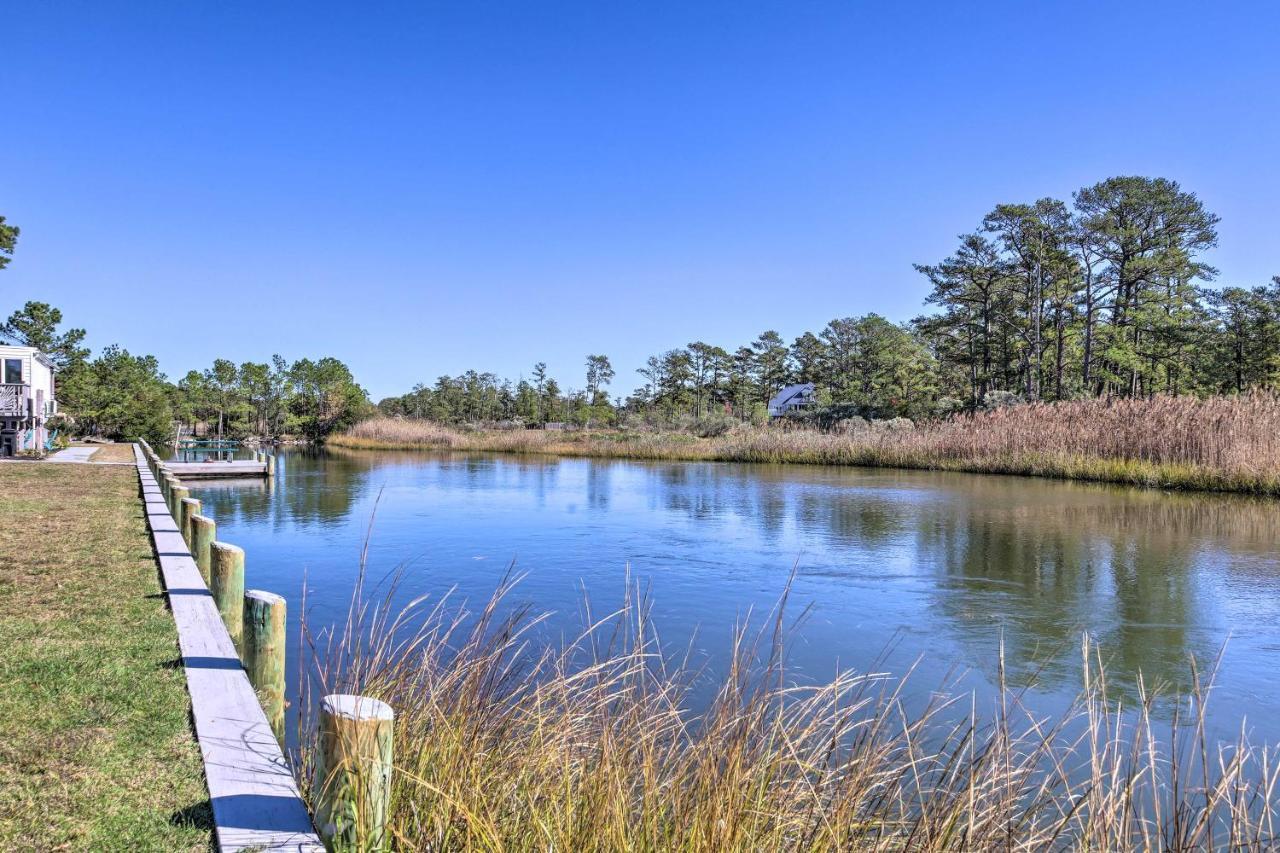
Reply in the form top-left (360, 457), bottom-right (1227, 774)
top-left (266, 453), bottom-right (276, 477)
top-left (180, 497), bottom-right (202, 547)
top-left (313, 694), bottom-right (394, 852)
top-left (170, 484), bottom-right (189, 522)
top-left (243, 589), bottom-right (286, 739)
top-left (190, 515), bottom-right (216, 584)
top-left (210, 542), bottom-right (245, 646)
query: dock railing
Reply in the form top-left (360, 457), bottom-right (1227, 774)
top-left (136, 438), bottom-right (394, 851)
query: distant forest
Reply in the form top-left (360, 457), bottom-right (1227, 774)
top-left (378, 175), bottom-right (1280, 428)
top-left (5, 173), bottom-right (1280, 442)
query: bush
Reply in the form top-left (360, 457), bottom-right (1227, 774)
top-left (981, 390), bottom-right (1023, 410)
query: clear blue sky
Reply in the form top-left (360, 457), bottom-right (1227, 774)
top-left (4, 1), bottom-right (1278, 400)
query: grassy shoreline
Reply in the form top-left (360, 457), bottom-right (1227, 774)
top-left (0, 462), bottom-right (211, 850)
top-left (304, 576), bottom-right (1280, 850)
top-left (330, 401), bottom-right (1280, 496)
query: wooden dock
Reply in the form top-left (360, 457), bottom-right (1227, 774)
top-left (133, 444), bottom-right (322, 851)
top-left (167, 460), bottom-right (268, 479)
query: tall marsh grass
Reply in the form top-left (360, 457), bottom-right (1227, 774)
top-left (300, 572), bottom-right (1279, 850)
top-left (330, 393), bottom-right (1280, 494)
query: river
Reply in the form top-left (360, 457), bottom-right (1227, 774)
top-left (187, 446), bottom-right (1280, 746)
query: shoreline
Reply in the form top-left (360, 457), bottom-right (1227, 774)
top-left (327, 430), bottom-right (1280, 497)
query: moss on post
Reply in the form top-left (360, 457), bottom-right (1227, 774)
top-left (209, 542), bottom-right (245, 646)
top-left (180, 497), bottom-right (201, 548)
top-left (313, 694), bottom-right (394, 852)
top-left (243, 589), bottom-right (286, 740)
top-left (190, 515), bottom-right (216, 584)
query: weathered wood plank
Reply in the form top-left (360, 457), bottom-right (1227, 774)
top-left (132, 445), bottom-right (321, 852)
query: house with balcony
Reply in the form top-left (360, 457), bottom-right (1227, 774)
top-left (0, 344), bottom-right (58, 456)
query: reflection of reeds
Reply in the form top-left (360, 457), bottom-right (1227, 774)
top-left (330, 394), bottom-right (1280, 494)
top-left (300, 572), bottom-right (1279, 850)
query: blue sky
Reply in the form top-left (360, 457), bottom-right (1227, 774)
top-left (3, 1), bottom-right (1278, 400)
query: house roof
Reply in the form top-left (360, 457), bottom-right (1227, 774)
top-left (768, 383), bottom-right (815, 409)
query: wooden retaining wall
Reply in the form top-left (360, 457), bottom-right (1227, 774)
top-left (133, 442), bottom-right (323, 852)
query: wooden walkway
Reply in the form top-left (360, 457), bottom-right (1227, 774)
top-left (167, 460), bottom-right (268, 479)
top-left (132, 445), bottom-right (322, 852)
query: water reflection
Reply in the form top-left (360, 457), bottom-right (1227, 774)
top-left (189, 447), bottom-right (1280, 743)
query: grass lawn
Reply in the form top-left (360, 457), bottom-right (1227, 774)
top-left (87, 443), bottom-right (140, 464)
top-left (0, 461), bottom-right (212, 851)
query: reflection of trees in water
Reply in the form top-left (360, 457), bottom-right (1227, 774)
top-left (197, 448), bottom-right (375, 531)
top-left (794, 491), bottom-right (903, 544)
top-left (278, 448), bottom-right (376, 529)
top-left (239, 448), bottom-right (1279, 710)
top-left (588, 459), bottom-right (1277, 708)
top-left (917, 481), bottom-right (1279, 704)
top-left (649, 463), bottom-right (911, 542)
top-left (585, 462), bottom-right (611, 511)
top-left (190, 477), bottom-right (272, 526)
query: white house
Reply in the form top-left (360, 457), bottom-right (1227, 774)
top-left (767, 383), bottom-right (816, 418)
top-left (0, 344), bottom-right (58, 456)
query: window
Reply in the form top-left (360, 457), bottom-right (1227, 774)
top-left (3, 359), bottom-right (21, 384)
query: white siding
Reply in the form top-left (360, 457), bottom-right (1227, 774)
top-left (0, 344), bottom-right (58, 415)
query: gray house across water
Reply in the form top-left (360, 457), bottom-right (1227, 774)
top-left (767, 383), bottom-right (816, 418)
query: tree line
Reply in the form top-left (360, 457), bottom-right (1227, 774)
top-left (6, 174), bottom-right (1280, 440)
top-left (379, 175), bottom-right (1279, 430)
top-left (377, 356), bottom-right (619, 427)
top-left (0, 299), bottom-right (370, 446)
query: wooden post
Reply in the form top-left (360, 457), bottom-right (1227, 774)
top-left (170, 484), bottom-right (189, 522)
top-left (180, 497), bottom-right (201, 547)
top-left (266, 453), bottom-right (276, 477)
top-left (313, 694), bottom-right (394, 852)
top-left (190, 515), bottom-right (216, 584)
top-left (210, 542), bottom-right (245, 646)
top-left (243, 589), bottom-right (286, 739)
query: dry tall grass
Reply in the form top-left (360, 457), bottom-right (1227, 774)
top-left (330, 393), bottom-right (1280, 494)
top-left (301, 572), bottom-right (1280, 851)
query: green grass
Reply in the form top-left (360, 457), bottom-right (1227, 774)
top-left (0, 462), bottom-right (212, 851)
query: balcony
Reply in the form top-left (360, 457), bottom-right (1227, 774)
top-left (0, 384), bottom-right (28, 416)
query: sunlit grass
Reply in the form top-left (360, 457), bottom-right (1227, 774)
top-left (301, 567), bottom-right (1280, 851)
top-left (0, 463), bottom-right (211, 851)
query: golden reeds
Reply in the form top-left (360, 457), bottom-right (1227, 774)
top-left (301, 573), bottom-right (1280, 850)
top-left (330, 393), bottom-right (1280, 494)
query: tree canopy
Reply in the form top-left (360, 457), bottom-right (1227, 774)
top-left (0, 216), bottom-right (17, 272)
top-left (0, 301), bottom-right (89, 369)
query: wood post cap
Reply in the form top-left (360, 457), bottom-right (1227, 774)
top-left (245, 589), bottom-right (284, 606)
top-left (321, 694), bottom-right (394, 722)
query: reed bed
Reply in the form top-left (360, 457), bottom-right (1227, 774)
top-left (301, 573), bottom-right (1280, 851)
top-left (330, 393), bottom-right (1280, 494)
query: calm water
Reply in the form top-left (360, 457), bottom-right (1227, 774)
top-left (187, 447), bottom-right (1280, 745)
